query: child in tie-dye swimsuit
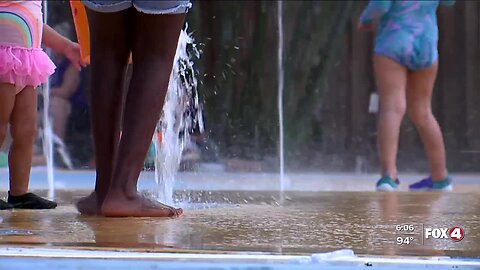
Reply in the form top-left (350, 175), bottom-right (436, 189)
top-left (360, 0), bottom-right (455, 71)
top-left (358, 1), bottom-right (454, 192)
top-left (0, 1), bottom-right (86, 210)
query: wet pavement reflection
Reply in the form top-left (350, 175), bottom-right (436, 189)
top-left (0, 191), bottom-right (479, 257)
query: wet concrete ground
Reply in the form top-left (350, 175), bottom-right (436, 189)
top-left (2, 168), bottom-right (480, 192)
top-left (0, 190), bottom-right (479, 258)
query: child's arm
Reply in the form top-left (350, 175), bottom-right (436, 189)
top-left (359, 1), bottom-right (392, 26)
top-left (42, 24), bottom-right (86, 70)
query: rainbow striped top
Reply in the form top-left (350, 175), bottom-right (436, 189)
top-left (0, 1), bottom-right (43, 48)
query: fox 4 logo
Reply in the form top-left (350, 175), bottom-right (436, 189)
top-left (424, 226), bottom-right (465, 242)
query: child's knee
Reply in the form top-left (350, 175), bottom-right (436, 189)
top-left (11, 123), bottom-right (37, 144)
top-left (381, 101), bottom-right (406, 116)
top-left (407, 106), bottom-right (432, 126)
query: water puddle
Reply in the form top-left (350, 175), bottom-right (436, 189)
top-left (0, 229), bottom-right (37, 236)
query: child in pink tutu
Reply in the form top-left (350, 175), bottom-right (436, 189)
top-left (0, 1), bottom-right (86, 210)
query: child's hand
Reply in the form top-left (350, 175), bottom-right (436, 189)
top-left (42, 25), bottom-right (88, 70)
top-left (63, 41), bottom-right (87, 71)
top-left (358, 21), bottom-right (375, 32)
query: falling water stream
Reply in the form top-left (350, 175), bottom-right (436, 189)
top-left (153, 26), bottom-right (202, 206)
top-left (42, 1), bottom-right (55, 199)
top-left (277, 0), bottom-right (288, 201)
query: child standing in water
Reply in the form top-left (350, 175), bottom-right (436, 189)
top-left (76, 0), bottom-right (189, 217)
top-left (0, 1), bottom-right (85, 209)
top-left (358, 0), bottom-right (455, 192)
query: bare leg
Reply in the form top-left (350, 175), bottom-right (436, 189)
top-left (0, 84), bottom-right (15, 209)
top-left (101, 12), bottom-right (185, 217)
top-left (0, 84), bottom-right (15, 149)
top-left (374, 55), bottom-right (408, 180)
top-left (50, 96), bottom-right (71, 140)
top-left (5, 85), bottom-right (55, 208)
top-left (75, 8), bottom-right (131, 215)
top-left (406, 62), bottom-right (448, 181)
top-left (8, 87), bottom-right (37, 196)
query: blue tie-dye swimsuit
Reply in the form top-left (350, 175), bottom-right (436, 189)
top-left (360, 0), bottom-right (455, 71)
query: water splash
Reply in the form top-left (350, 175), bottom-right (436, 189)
top-left (154, 26), bottom-right (203, 206)
top-left (52, 134), bottom-right (74, 170)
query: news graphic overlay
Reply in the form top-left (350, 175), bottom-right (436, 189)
top-left (424, 225), bottom-right (465, 242)
top-left (394, 224), bottom-right (465, 245)
top-left (395, 224), bottom-right (420, 246)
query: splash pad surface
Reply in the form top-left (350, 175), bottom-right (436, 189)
top-left (1, 172), bottom-right (480, 269)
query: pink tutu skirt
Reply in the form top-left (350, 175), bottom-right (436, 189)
top-left (0, 45), bottom-right (56, 93)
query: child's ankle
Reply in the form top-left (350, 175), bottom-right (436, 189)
top-left (431, 175), bottom-right (450, 182)
top-left (8, 191), bottom-right (28, 197)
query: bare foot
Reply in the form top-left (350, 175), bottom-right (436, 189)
top-left (76, 192), bottom-right (99, 215)
top-left (101, 192), bottom-right (183, 218)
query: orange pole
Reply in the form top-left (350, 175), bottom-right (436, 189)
top-left (70, 1), bottom-right (132, 64)
top-left (70, 0), bottom-right (90, 64)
